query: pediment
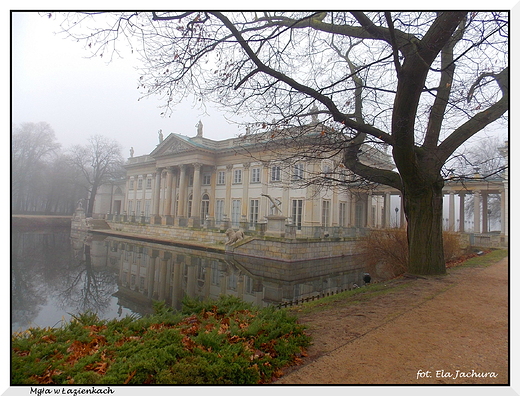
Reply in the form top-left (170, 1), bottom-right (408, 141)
top-left (150, 134), bottom-right (198, 157)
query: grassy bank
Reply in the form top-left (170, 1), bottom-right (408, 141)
top-left (12, 296), bottom-right (310, 385)
top-left (290, 248), bottom-right (508, 316)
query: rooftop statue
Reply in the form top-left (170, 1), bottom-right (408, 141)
top-left (196, 120), bottom-right (203, 137)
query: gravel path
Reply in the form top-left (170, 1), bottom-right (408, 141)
top-left (275, 257), bottom-right (509, 385)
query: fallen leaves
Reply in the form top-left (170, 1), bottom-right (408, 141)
top-left (124, 370), bottom-right (137, 384)
top-left (66, 334), bottom-right (106, 365)
top-left (13, 297), bottom-right (311, 385)
top-left (30, 365), bottom-right (63, 384)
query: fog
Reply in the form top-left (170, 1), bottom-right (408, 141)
top-left (12, 12), bottom-right (243, 158)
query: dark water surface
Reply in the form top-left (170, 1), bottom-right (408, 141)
top-left (12, 227), bottom-right (366, 332)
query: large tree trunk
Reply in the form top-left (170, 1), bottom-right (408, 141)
top-left (403, 179), bottom-right (446, 275)
top-left (87, 184), bottom-right (98, 218)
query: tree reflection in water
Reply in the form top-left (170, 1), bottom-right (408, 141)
top-left (12, 228), bottom-right (366, 332)
top-left (11, 229), bottom-right (126, 332)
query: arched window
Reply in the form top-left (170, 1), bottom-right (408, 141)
top-left (201, 194), bottom-right (210, 224)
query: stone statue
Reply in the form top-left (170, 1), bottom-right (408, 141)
top-left (158, 129), bottom-right (164, 143)
top-left (196, 120), bottom-right (203, 137)
top-left (225, 228), bottom-right (245, 245)
top-left (310, 104), bottom-right (319, 124)
top-left (130, 147), bottom-right (134, 157)
top-left (261, 193), bottom-right (282, 214)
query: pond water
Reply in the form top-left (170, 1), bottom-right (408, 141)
top-left (12, 226), bottom-right (367, 332)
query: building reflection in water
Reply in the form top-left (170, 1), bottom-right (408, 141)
top-left (79, 233), bottom-right (366, 317)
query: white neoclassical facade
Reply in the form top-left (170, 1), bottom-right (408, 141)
top-left (117, 123), bottom-right (508, 242)
top-left (122, 123), bottom-right (395, 232)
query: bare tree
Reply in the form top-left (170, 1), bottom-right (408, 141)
top-left (12, 122), bottom-right (61, 212)
top-left (455, 136), bottom-right (507, 229)
top-left (57, 12), bottom-right (508, 275)
top-left (69, 135), bottom-right (124, 217)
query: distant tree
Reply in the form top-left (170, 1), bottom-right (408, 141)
top-left (41, 153), bottom-right (85, 214)
top-left (12, 122), bottom-right (61, 212)
top-left (58, 12), bottom-right (508, 274)
top-left (69, 135), bottom-right (124, 217)
top-left (453, 136), bottom-right (507, 229)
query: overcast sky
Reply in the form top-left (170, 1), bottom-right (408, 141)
top-left (12, 11), bottom-right (245, 158)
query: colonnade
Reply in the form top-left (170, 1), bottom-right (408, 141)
top-left (150, 163), bottom-right (208, 227)
top-left (125, 162), bottom-right (507, 236)
top-left (361, 187), bottom-right (507, 235)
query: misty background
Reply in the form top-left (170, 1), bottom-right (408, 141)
top-left (12, 12), bottom-right (244, 158)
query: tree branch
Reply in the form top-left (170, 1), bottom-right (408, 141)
top-left (210, 11), bottom-right (393, 144)
top-left (437, 67), bottom-right (508, 163)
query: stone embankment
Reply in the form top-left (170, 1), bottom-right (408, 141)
top-left (12, 215), bottom-right (71, 228)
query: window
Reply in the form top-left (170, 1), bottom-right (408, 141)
top-left (231, 199), bottom-right (241, 227)
top-left (339, 202), bottom-right (347, 227)
top-left (249, 199), bottom-right (259, 226)
top-left (233, 169), bottom-right (242, 184)
top-left (228, 272), bottom-right (237, 291)
top-left (136, 200), bottom-right (141, 216)
top-left (216, 199), bottom-right (225, 223)
top-left (217, 171), bottom-right (226, 185)
top-left (127, 200), bottom-right (133, 215)
top-left (211, 261), bottom-right (220, 285)
top-left (137, 178), bottom-right (143, 190)
top-left (271, 165), bottom-right (281, 182)
top-left (146, 178), bottom-right (152, 189)
top-left (188, 175), bottom-right (194, 187)
top-left (187, 194), bottom-right (193, 218)
top-left (251, 167), bottom-right (261, 183)
top-left (322, 162), bottom-right (332, 175)
top-left (292, 163), bottom-right (305, 181)
top-left (129, 179), bottom-right (134, 190)
top-left (322, 200), bottom-right (331, 227)
top-left (145, 200), bottom-right (151, 218)
top-left (244, 276), bottom-right (254, 295)
top-left (201, 194), bottom-right (210, 223)
top-left (203, 173), bottom-right (211, 185)
top-left (292, 199), bottom-right (303, 230)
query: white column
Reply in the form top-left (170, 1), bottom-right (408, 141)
top-left (448, 192), bottom-right (455, 231)
top-left (241, 163), bottom-right (250, 219)
top-left (458, 192), bottom-right (465, 232)
top-left (124, 177), bottom-right (131, 214)
top-left (366, 192), bottom-right (373, 228)
top-left (177, 164), bottom-right (187, 219)
top-left (481, 192), bottom-right (488, 233)
top-left (473, 191), bottom-right (481, 233)
top-left (190, 163), bottom-right (202, 227)
top-left (350, 193), bottom-right (357, 227)
top-left (500, 186), bottom-right (508, 236)
top-left (163, 167), bottom-right (174, 225)
top-left (151, 169), bottom-right (163, 224)
top-left (261, 164), bottom-right (269, 219)
top-left (208, 166), bottom-right (216, 222)
top-left (384, 192), bottom-right (391, 228)
top-left (225, 164), bottom-right (233, 219)
top-left (346, 192), bottom-right (352, 227)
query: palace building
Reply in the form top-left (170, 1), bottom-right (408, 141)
top-left (87, 122), bottom-right (507, 251)
top-left (121, 122), bottom-right (395, 233)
